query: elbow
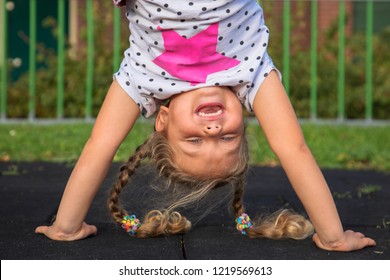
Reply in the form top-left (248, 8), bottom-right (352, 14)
top-left (86, 135), bottom-right (121, 155)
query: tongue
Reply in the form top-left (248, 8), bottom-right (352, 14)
top-left (198, 106), bottom-right (221, 114)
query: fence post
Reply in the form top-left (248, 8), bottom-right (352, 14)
top-left (29, 0), bottom-right (37, 121)
top-left (337, 0), bottom-right (346, 121)
top-left (0, 0), bottom-right (7, 120)
top-left (57, 0), bottom-right (65, 119)
top-left (310, 0), bottom-right (318, 121)
top-left (86, 0), bottom-right (94, 120)
top-left (113, 6), bottom-right (121, 73)
top-left (283, 0), bottom-right (290, 95)
top-left (366, 0), bottom-right (374, 122)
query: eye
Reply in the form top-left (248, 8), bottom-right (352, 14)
top-left (187, 138), bottom-right (202, 143)
top-left (221, 136), bottom-right (235, 141)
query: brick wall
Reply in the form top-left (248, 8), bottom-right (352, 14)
top-left (318, 1), bottom-right (353, 35)
top-left (263, 0), bottom-right (354, 48)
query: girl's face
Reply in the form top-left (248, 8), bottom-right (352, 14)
top-left (155, 86), bottom-right (244, 178)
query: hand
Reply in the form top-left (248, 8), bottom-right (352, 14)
top-left (313, 230), bottom-right (376, 251)
top-left (35, 222), bottom-right (97, 241)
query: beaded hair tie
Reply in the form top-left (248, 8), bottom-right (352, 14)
top-left (235, 213), bottom-right (253, 235)
top-left (121, 215), bottom-right (141, 235)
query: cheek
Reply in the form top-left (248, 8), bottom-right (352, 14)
top-left (166, 118), bottom-right (197, 141)
top-left (229, 111), bottom-right (244, 131)
top-left (171, 115), bottom-right (194, 131)
top-left (230, 103), bottom-right (244, 128)
top-left (228, 97), bottom-right (243, 113)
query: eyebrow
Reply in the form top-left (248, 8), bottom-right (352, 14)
top-left (177, 138), bottom-right (241, 157)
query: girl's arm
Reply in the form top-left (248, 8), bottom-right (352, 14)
top-left (252, 71), bottom-right (376, 251)
top-left (35, 80), bottom-right (140, 241)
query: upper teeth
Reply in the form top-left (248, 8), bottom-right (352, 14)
top-left (198, 109), bottom-right (223, 117)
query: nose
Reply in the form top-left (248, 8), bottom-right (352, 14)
top-left (204, 124), bottom-right (222, 135)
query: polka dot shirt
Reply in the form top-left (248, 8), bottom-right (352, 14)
top-left (113, 0), bottom-right (281, 117)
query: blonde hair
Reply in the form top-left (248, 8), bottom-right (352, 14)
top-left (107, 131), bottom-right (313, 239)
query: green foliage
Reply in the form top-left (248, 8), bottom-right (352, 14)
top-left (356, 184), bottom-right (382, 199)
top-left (264, 1), bottom-right (390, 120)
top-left (6, 1), bottom-right (128, 118)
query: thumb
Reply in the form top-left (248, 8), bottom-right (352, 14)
top-left (73, 223), bottom-right (98, 240)
top-left (35, 226), bottom-right (49, 234)
top-left (85, 224), bottom-right (98, 236)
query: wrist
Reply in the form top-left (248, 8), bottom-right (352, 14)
top-left (52, 221), bottom-right (83, 238)
top-left (315, 232), bottom-right (347, 250)
top-left (322, 239), bottom-right (345, 249)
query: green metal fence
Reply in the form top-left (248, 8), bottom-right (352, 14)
top-left (0, 0), bottom-right (388, 124)
top-left (281, 0), bottom-right (377, 123)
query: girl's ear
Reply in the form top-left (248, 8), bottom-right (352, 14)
top-left (155, 106), bottom-right (169, 132)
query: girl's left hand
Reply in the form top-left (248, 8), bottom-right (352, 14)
top-left (313, 230), bottom-right (376, 251)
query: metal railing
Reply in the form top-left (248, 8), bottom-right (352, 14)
top-left (0, 0), bottom-right (388, 124)
top-left (281, 0), bottom-right (376, 123)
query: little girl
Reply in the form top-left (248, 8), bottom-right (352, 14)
top-left (36, 0), bottom-right (375, 251)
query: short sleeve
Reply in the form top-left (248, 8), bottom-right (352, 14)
top-left (112, 0), bottom-right (126, 7)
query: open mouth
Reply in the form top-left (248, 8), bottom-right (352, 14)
top-left (195, 103), bottom-right (225, 118)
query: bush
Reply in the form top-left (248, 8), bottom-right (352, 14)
top-left (6, 1), bottom-right (127, 118)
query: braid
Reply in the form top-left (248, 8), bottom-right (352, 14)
top-left (135, 210), bottom-right (191, 238)
top-left (232, 177), bottom-right (246, 218)
top-left (231, 175), bottom-right (313, 239)
top-left (229, 155), bottom-right (313, 239)
top-left (245, 209), bottom-right (314, 240)
top-left (232, 180), bottom-right (314, 239)
top-left (107, 138), bottom-right (151, 224)
top-left (107, 132), bottom-right (192, 238)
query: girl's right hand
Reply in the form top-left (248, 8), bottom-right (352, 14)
top-left (35, 222), bottom-right (97, 241)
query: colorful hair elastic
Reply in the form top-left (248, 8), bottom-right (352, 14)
top-left (121, 215), bottom-right (141, 235)
top-left (235, 213), bottom-right (253, 235)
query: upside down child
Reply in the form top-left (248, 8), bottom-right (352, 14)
top-left (36, 0), bottom-right (375, 251)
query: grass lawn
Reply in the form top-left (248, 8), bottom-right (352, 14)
top-left (1, 121), bottom-right (390, 172)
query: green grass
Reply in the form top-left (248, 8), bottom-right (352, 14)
top-left (247, 124), bottom-right (390, 171)
top-left (1, 122), bottom-right (390, 171)
top-left (0, 122), bottom-right (154, 164)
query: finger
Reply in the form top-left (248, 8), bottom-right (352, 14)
top-left (350, 234), bottom-right (376, 250)
top-left (312, 233), bottom-right (327, 250)
top-left (352, 238), bottom-right (376, 251)
top-left (349, 231), bottom-right (376, 249)
top-left (312, 233), bottom-right (318, 243)
top-left (363, 237), bottom-right (376, 247)
top-left (85, 224), bottom-right (98, 237)
top-left (354, 231), bottom-right (365, 238)
top-left (35, 226), bottom-right (48, 234)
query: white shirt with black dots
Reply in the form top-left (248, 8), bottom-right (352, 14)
top-left (114, 0), bottom-right (281, 117)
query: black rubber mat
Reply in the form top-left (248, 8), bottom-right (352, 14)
top-left (0, 162), bottom-right (389, 260)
